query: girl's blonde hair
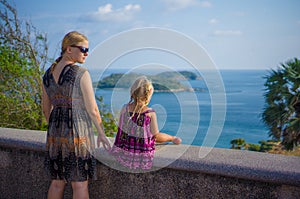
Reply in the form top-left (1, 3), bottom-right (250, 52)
top-left (129, 76), bottom-right (153, 116)
top-left (51, 31), bottom-right (88, 72)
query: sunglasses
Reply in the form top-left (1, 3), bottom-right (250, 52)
top-left (71, 45), bottom-right (89, 53)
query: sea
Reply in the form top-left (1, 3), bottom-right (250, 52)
top-left (90, 69), bottom-right (270, 149)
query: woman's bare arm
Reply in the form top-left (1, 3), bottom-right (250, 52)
top-left (80, 71), bottom-right (111, 150)
top-left (42, 84), bottom-right (52, 123)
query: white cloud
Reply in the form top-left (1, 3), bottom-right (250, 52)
top-left (97, 4), bottom-right (112, 15)
top-left (85, 4), bottom-right (141, 22)
top-left (162, 0), bottom-right (212, 11)
top-left (213, 30), bottom-right (243, 36)
top-left (209, 18), bottom-right (219, 25)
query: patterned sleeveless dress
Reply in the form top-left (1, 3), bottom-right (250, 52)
top-left (43, 64), bottom-right (96, 182)
top-left (112, 105), bottom-right (156, 170)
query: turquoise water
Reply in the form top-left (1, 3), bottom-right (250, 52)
top-left (92, 69), bottom-right (269, 149)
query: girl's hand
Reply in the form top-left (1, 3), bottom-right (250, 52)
top-left (172, 137), bottom-right (182, 145)
top-left (97, 134), bottom-right (111, 151)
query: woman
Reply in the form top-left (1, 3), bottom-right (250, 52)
top-left (42, 31), bottom-right (110, 198)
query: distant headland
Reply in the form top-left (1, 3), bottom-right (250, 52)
top-left (94, 71), bottom-right (204, 92)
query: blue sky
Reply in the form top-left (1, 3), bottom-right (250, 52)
top-left (8, 0), bottom-right (300, 70)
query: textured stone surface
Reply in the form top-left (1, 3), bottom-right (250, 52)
top-left (0, 127), bottom-right (300, 199)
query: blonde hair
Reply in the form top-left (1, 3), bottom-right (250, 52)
top-left (129, 76), bottom-right (153, 117)
top-left (51, 31), bottom-right (88, 72)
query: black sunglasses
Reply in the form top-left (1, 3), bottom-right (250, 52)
top-left (71, 45), bottom-right (89, 53)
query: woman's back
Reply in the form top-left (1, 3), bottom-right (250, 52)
top-left (43, 64), bottom-right (96, 182)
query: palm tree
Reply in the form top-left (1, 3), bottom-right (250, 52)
top-left (262, 58), bottom-right (300, 150)
top-left (230, 138), bottom-right (246, 150)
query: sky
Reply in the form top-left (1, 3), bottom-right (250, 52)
top-left (5, 0), bottom-right (300, 70)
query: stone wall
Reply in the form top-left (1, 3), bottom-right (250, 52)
top-left (0, 127), bottom-right (299, 199)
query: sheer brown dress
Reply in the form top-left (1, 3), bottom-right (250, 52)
top-left (43, 64), bottom-right (96, 182)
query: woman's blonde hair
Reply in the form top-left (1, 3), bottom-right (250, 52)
top-left (51, 31), bottom-right (88, 72)
top-left (129, 76), bottom-right (153, 116)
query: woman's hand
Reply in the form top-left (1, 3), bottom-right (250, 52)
top-left (97, 134), bottom-right (111, 151)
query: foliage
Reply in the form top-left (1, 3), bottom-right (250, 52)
top-left (230, 138), bottom-right (246, 150)
top-left (96, 96), bottom-right (118, 137)
top-left (244, 139), bottom-right (300, 156)
top-left (258, 140), bottom-right (277, 152)
top-left (0, 0), bottom-right (48, 130)
top-left (97, 73), bottom-right (141, 88)
top-left (246, 143), bottom-right (261, 152)
top-left (230, 138), bottom-right (279, 153)
top-left (262, 58), bottom-right (300, 150)
top-left (151, 76), bottom-right (183, 90)
top-left (156, 70), bottom-right (200, 80)
top-left (268, 145), bottom-right (300, 156)
top-left (0, 0), bottom-right (117, 134)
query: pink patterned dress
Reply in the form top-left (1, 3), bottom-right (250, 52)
top-left (112, 105), bottom-right (156, 170)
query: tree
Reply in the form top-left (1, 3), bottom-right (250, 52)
top-left (230, 138), bottom-right (246, 150)
top-left (262, 58), bottom-right (300, 150)
top-left (96, 96), bottom-right (118, 137)
top-left (0, 0), bottom-right (48, 129)
top-left (258, 140), bottom-right (275, 152)
top-left (246, 143), bottom-right (261, 152)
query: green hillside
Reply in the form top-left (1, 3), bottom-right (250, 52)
top-left (95, 71), bottom-right (202, 92)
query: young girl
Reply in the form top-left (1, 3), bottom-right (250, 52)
top-left (112, 76), bottom-right (181, 170)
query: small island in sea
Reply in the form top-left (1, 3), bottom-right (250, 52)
top-left (94, 70), bottom-right (204, 92)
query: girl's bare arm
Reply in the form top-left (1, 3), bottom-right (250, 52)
top-left (149, 111), bottom-right (181, 144)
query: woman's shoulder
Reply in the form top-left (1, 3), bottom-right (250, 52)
top-left (70, 65), bottom-right (89, 80)
top-left (72, 65), bottom-right (88, 73)
top-left (43, 67), bottom-right (52, 76)
top-left (42, 67), bottom-right (52, 87)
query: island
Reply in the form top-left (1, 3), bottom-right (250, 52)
top-left (95, 71), bottom-right (204, 92)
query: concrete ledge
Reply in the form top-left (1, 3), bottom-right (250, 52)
top-left (0, 127), bottom-right (300, 199)
top-left (157, 145), bottom-right (300, 186)
top-left (0, 128), bottom-right (46, 151)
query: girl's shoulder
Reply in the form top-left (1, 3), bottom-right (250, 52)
top-left (124, 104), bottom-right (155, 114)
top-left (143, 107), bottom-right (155, 114)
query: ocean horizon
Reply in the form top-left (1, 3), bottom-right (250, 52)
top-left (90, 68), bottom-right (270, 149)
